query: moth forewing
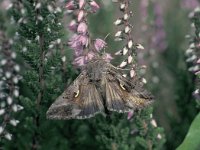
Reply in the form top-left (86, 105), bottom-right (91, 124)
top-left (46, 70), bottom-right (105, 120)
top-left (105, 63), bottom-right (154, 110)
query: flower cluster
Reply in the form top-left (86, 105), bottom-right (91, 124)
top-left (0, 31), bottom-right (23, 140)
top-left (66, 0), bottom-right (112, 67)
top-left (186, 7), bottom-right (200, 104)
top-left (151, 2), bottom-right (167, 52)
top-left (138, 0), bottom-right (167, 84)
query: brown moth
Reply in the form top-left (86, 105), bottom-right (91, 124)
top-left (46, 58), bottom-right (154, 119)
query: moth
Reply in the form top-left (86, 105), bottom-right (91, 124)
top-left (46, 58), bottom-right (154, 119)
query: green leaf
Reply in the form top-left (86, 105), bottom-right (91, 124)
top-left (176, 112), bottom-right (200, 150)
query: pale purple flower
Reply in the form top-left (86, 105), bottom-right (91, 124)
top-left (94, 38), bottom-right (107, 51)
top-left (102, 53), bottom-right (113, 62)
top-left (73, 56), bottom-right (85, 66)
top-left (181, 0), bottom-right (199, 10)
top-left (151, 2), bottom-right (167, 52)
top-left (73, 52), bottom-right (95, 66)
top-left (68, 20), bottom-right (78, 32)
top-left (89, 1), bottom-right (100, 13)
top-left (127, 111), bottom-right (134, 120)
top-left (78, 10), bottom-right (85, 22)
top-left (140, 0), bottom-right (148, 22)
top-left (86, 52), bottom-right (95, 60)
top-left (66, 0), bottom-right (75, 10)
top-left (79, 0), bottom-right (85, 9)
top-left (68, 34), bottom-right (89, 48)
top-left (77, 22), bottom-right (88, 34)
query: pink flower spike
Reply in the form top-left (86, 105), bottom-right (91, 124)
top-left (127, 111), bottom-right (134, 120)
top-left (68, 20), bottom-right (77, 31)
top-left (94, 39), bottom-right (107, 51)
top-left (66, 1), bottom-right (75, 10)
top-left (78, 10), bottom-right (85, 22)
top-left (102, 53), bottom-right (113, 62)
top-left (79, 0), bottom-right (85, 9)
top-left (89, 1), bottom-right (100, 13)
top-left (77, 22), bottom-right (88, 34)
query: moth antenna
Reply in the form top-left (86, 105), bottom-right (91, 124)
top-left (104, 33), bottom-right (110, 41)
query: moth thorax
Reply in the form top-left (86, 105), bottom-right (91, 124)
top-left (87, 60), bottom-right (107, 81)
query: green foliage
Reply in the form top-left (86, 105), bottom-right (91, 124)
top-left (176, 112), bottom-right (200, 150)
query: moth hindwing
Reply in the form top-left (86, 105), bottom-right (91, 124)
top-left (46, 59), bottom-right (154, 120)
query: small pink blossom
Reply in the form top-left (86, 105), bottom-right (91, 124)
top-left (195, 70), bottom-right (200, 75)
top-left (89, 1), bottom-right (100, 13)
top-left (102, 53), bottom-right (113, 62)
top-left (127, 111), bottom-right (134, 120)
top-left (78, 10), bottom-right (85, 22)
top-left (94, 39), bottom-right (107, 51)
top-left (68, 20), bottom-right (78, 32)
top-left (79, 0), bottom-right (85, 9)
top-left (77, 22), bottom-right (88, 34)
top-left (73, 52), bottom-right (95, 66)
top-left (197, 59), bottom-right (200, 64)
top-left (66, 1), bottom-right (75, 10)
top-left (85, 52), bottom-right (95, 61)
top-left (73, 56), bottom-right (85, 66)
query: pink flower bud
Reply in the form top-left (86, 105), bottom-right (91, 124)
top-left (197, 59), bottom-right (200, 64)
top-left (94, 39), bottom-right (107, 51)
top-left (73, 56), bottom-right (85, 66)
top-left (89, 1), bottom-right (100, 13)
top-left (86, 52), bottom-right (95, 61)
top-left (127, 111), bottom-right (134, 120)
top-left (79, 0), bottom-right (85, 9)
top-left (78, 10), bottom-right (85, 22)
top-left (195, 70), bottom-right (200, 75)
top-left (77, 22), bottom-right (88, 34)
top-left (66, 1), bottom-right (75, 10)
top-left (68, 20), bottom-right (77, 31)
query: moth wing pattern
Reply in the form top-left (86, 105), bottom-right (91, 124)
top-left (104, 63), bottom-right (154, 112)
top-left (46, 71), bottom-right (104, 119)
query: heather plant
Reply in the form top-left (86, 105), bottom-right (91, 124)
top-left (0, 18), bottom-right (23, 141)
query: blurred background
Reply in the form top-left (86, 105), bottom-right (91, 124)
top-left (0, 0), bottom-right (199, 150)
